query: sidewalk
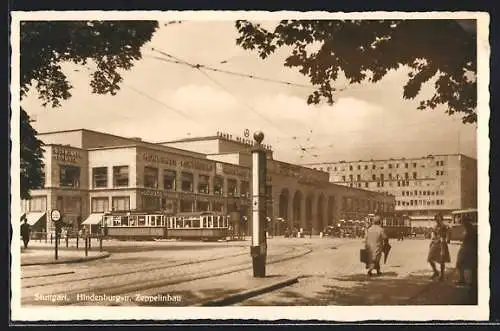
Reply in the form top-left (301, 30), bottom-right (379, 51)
top-left (21, 248), bottom-right (110, 266)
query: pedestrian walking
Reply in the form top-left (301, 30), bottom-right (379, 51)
top-left (427, 213), bottom-right (451, 281)
top-left (21, 216), bottom-right (31, 249)
top-left (456, 217), bottom-right (478, 286)
top-left (364, 214), bottom-right (388, 277)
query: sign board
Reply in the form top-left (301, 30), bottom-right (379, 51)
top-left (51, 209), bottom-right (61, 222)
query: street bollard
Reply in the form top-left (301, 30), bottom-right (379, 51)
top-left (85, 237), bottom-right (88, 257)
top-left (54, 233), bottom-right (59, 261)
top-left (88, 236), bottom-right (92, 251)
top-left (50, 233), bottom-right (53, 244)
top-left (45, 233), bottom-right (47, 243)
top-left (76, 234), bottom-right (79, 249)
top-left (66, 235), bottom-right (69, 248)
top-left (99, 235), bottom-right (103, 252)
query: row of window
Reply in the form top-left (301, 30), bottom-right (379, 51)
top-left (342, 170), bottom-right (447, 183)
top-left (401, 190), bottom-right (445, 197)
top-left (340, 197), bottom-right (394, 213)
top-left (91, 196), bottom-right (131, 213)
top-left (91, 196), bottom-right (229, 214)
top-left (348, 180), bottom-right (411, 189)
top-left (317, 160), bottom-right (446, 172)
top-left (93, 166), bottom-right (129, 188)
top-left (396, 199), bottom-right (445, 207)
top-left (92, 166), bottom-right (250, 197)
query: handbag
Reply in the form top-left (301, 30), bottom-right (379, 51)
top-left (360, 248), bottom-right (368, 263)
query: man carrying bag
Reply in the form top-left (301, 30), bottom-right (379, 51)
top-left (362, 214), bottom-right (389, 276)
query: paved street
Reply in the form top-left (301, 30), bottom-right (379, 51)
top-left (19, 237), bottom-right (474, 306)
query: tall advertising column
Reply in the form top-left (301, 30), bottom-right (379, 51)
top-left (251, 131), bottom-right (267, 277)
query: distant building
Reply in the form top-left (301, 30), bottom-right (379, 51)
top-left (305, 154), bottom-right (477, 228)
top-left (20, 129), bottom-right (394, 235)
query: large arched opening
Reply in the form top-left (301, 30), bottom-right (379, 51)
top-left (317, 193), bottom-right (325, 232)
top-left (278, 188), bottom-right (290, 235)
top-left (305, 194), bottom-right (314, 231)
top-left (292, 190), bottom-right (303, 230)
top-left (328, 196), bottom-right (335, 226)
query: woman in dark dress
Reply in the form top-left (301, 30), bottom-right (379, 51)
top-left (427, 213), bottom-right (451, 280)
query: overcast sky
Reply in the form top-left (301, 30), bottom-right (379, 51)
top-left (21, 20), bottom-right (478, 164)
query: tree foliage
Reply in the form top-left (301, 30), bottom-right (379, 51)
top-left (20, 107), bottom-right (45, 200)
top-left (235, 20), bottom-right (477, 123)
top-left (19, 20), bottom-right (158, 198)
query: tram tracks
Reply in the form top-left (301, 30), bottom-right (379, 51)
top-left (22, 245), bottom-right (312, 306)
top-left (22, 249), bottom-right (249, 289)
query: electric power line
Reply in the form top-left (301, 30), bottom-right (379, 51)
top-left (149, 48), bottom-right (294, 137)
top-left (150, 48), bottom-right (314, 89)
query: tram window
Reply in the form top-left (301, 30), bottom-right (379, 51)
top-left (129, 216), bottom-right (137, 226)
top-left (138, 215), bottom-right (146, 226)
top-left (192, 219), bottom-right (200, 228)
top-left (176, 219), bottom-right (183, 228)
top-left (104, 216), bottom-right (113, 227)
top-left (149, 216), bottom-right (155, 226)
top-left (209, 216), bottom-right (214, 228)
top-left (113, 216), bottom-right (121, 226)
top-left (121, 216), bottom-right (129, 226)
top-left (160, 216), bottom-right (165, 226)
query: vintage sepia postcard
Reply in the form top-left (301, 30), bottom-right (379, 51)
top-left (10, 10), bottom-right (490, 322)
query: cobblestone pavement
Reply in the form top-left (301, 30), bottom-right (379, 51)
top-left (237, 238), bottom-right (475, 306)
top-left (20, 238), bottom-right (313, 305)
top-left (19, 237), bottom-right (475, 307)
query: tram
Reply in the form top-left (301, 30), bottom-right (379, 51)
top-left (379, 213), bottom-right (411, 239)
top-left (102, 210), bottom-right (229, 241)
top-left (449, 208), bottom-right (478, 242)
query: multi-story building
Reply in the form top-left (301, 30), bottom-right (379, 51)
top-left (20, 129), bottom-right (395, 235)
top-left (305, 154), bottom-right (477, 227)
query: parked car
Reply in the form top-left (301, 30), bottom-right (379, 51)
top-left (323, 226), bottom-right (340, 237)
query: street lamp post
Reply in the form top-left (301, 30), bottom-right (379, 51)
top-left (250, 131), bottom-right (267, 277)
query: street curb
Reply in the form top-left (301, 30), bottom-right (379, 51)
top-left (197, 276), bottom-right (299, 306)
top-left (21, 252), bottom-right (111, 266)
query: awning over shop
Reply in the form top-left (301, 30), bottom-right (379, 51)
top-left (22, 212), bottom-right (46, 226)
top-left (82, 213), bottom-right (104, 225)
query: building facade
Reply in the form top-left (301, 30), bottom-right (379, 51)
top-left (21, 129), bottom-right (395, 235)
top-left (305, 154), bottom-right (477, 227)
